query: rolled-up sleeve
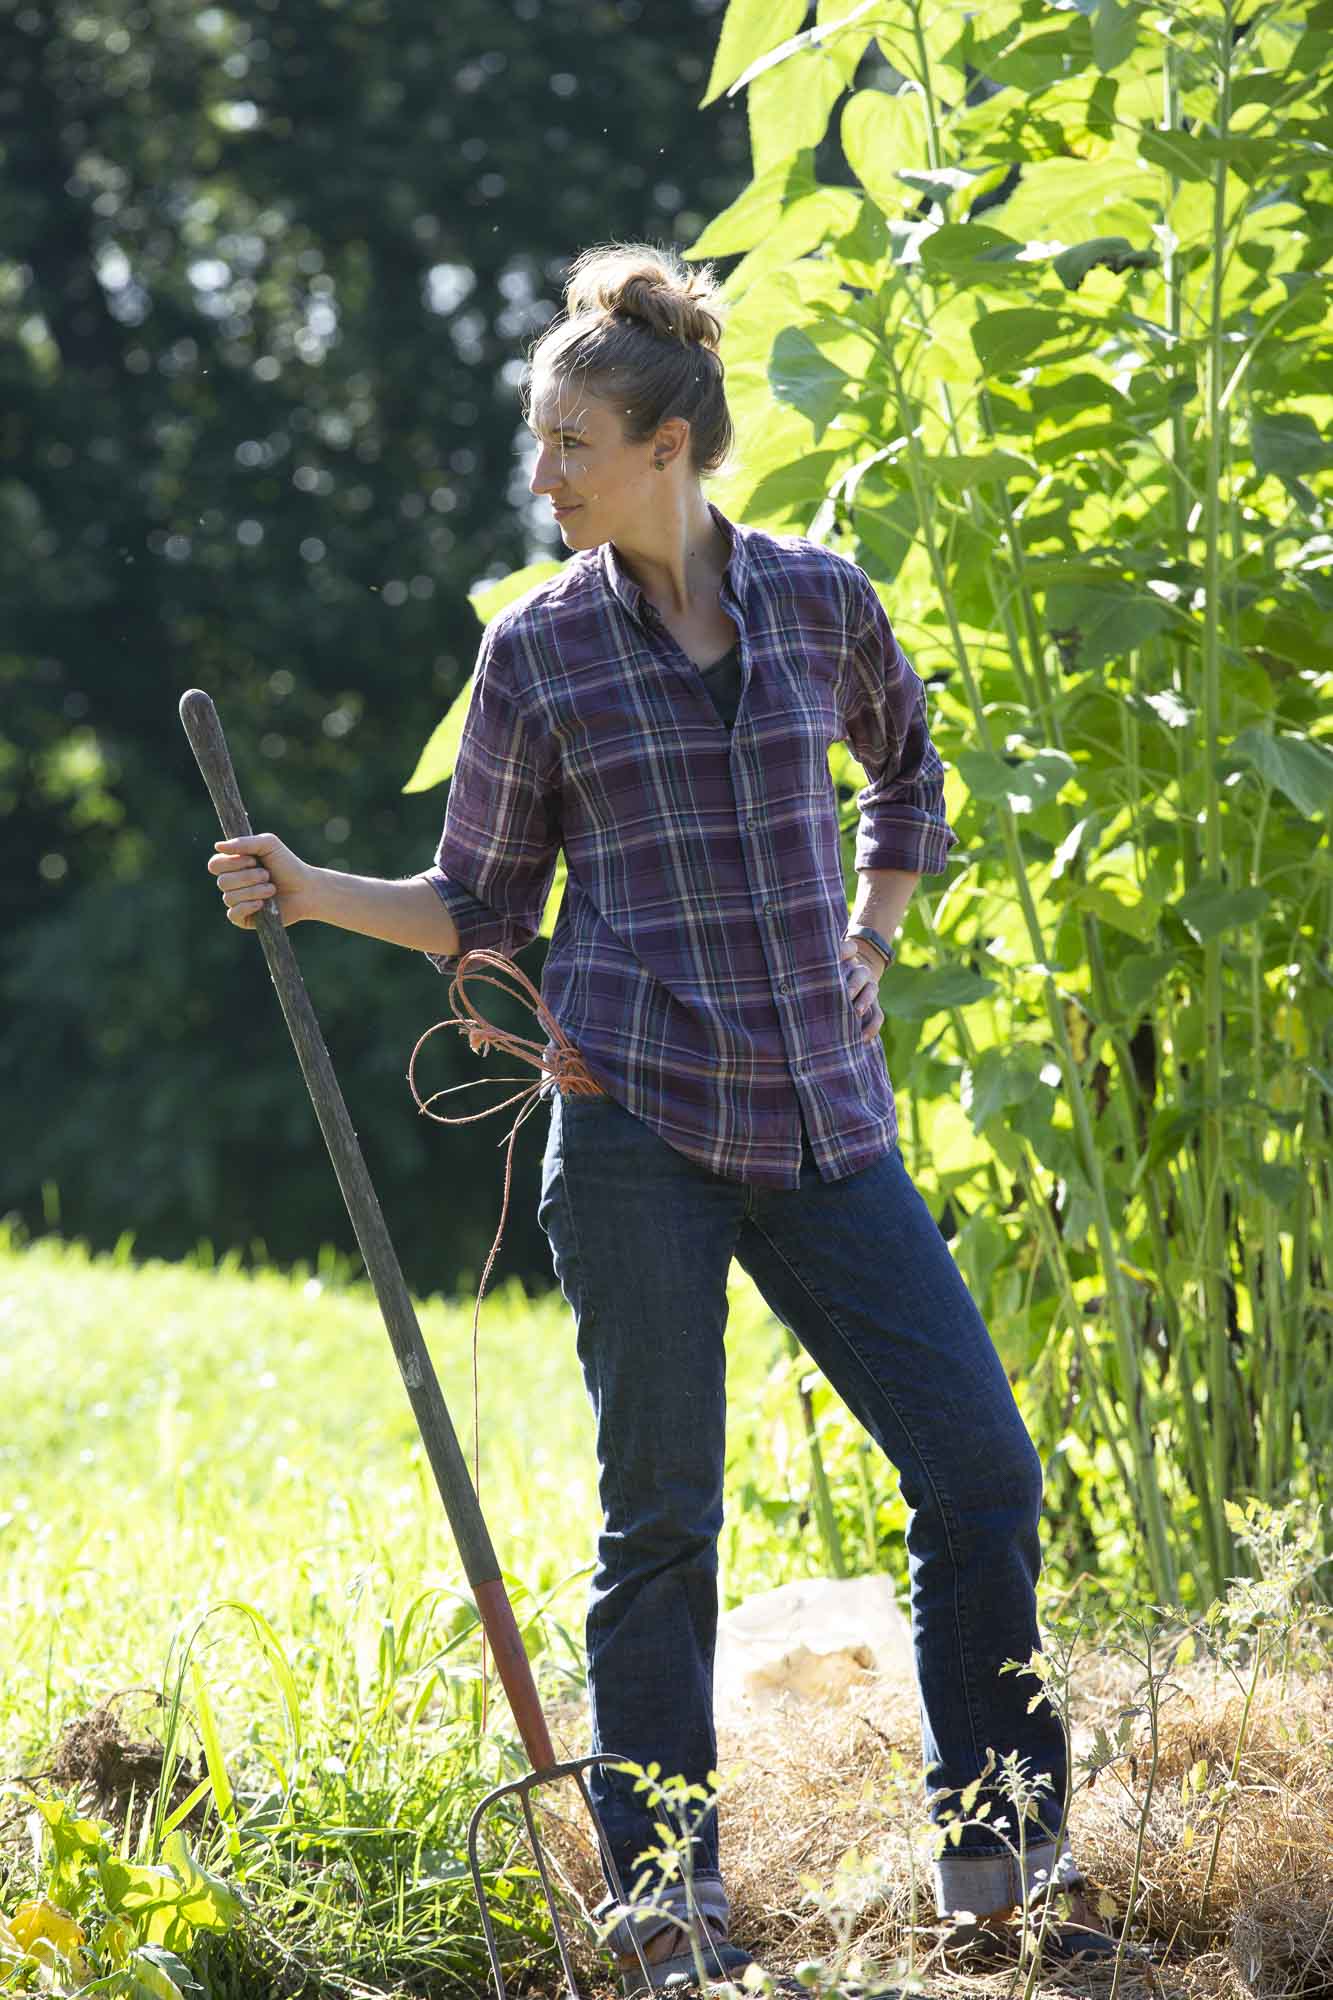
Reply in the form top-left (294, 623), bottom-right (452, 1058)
top-left (417, 621), bottom-right (561, 974)
top-left (839, 569), bottom-right (957, 877)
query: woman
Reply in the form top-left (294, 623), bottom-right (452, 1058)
top-left (209, 243), bottom-right (1117, 1989)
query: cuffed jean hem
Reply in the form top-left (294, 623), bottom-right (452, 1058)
top-left (933, 1838), bottom-right (1081, 1918)
top-left (596, 1871), bottom-right (729, 1957)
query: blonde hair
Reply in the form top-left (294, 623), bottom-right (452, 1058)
top-left (524, 241), bottom-right (734, 477)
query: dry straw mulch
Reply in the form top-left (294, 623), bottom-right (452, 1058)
top-left (540, 1634), bottom-right (1333, 2000)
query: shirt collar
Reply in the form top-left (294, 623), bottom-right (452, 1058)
top-left (599, 500), bottom-right (751, 623)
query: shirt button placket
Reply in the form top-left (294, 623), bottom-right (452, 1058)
top-left (741, 799), bottom-right (805, 1143)
top-left (742, 805), bottom-right (790, 1003)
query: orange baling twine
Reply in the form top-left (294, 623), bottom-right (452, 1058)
top-left (407, 947), bottom-right (605, 1715)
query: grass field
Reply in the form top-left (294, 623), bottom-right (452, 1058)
top-left (0, 1226), bottom-right (833, 1997)
top-left (0, 1225), bottom-right (816, 1729)
top-left (4, 1228), bottom-right (1330, 2000)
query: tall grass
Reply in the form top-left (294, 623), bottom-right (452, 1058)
top-left (0, 1226), bottom-right (808, 1993)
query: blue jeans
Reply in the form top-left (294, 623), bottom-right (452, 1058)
top-left (536, 1089), bottom-right (1077, 1932)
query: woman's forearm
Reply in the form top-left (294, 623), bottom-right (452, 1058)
top-left (308, 867), bottom-right (461, 956)
top-left (850, 867), bottom-right (921, 948)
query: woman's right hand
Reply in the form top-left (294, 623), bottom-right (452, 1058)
top-left (206, 832), bottom-right (318, 929)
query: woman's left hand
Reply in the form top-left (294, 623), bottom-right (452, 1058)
top-left (840, 938), bottom-right (886, 1043)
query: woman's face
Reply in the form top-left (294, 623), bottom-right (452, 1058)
top-left (525, 374), bottom-right (674, 547)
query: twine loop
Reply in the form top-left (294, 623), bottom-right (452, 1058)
top-left (407, 946), bottom-right (605, 1548)
top-left (409, 949), bottom-right (604, 1313)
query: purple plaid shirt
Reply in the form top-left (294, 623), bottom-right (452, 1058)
top-left (421, 502), bottom-right (956, 1187)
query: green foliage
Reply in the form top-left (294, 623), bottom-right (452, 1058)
top-left (665, 0), bottom-right (1333, 1607)
top-left (0, 1), bottom-right (749, 1298)
top-left (1, 1795), bottom-right (240, 2000)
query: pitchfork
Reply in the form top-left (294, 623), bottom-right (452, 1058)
top-left (179, 691), bottom-right (651, 2000)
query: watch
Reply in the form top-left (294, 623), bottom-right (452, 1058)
top-left (845, 923), bottom-right (896, 972)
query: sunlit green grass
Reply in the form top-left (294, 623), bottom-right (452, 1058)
top-left (0, 1227), bottom-right (811, 1996)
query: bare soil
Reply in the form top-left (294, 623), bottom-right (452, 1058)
top-left (45, 1694), bottom-right (204, 1841)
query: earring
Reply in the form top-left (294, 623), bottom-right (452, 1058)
top-left (653, 457), bottom-right (666, 470)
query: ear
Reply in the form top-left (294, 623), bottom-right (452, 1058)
top-left (651, 416), bottom-right (691, 469)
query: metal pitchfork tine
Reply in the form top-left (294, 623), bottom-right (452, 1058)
top-left (179, 691), bottom-right (652, 2000)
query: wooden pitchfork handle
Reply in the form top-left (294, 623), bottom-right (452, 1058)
top-left (178, 688), bottom-right (556, 1774)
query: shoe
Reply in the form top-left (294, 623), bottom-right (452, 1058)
top-left (940, 1898), bottom-right (1152, 1970)
top-left (617, 1920), bottom-right (760, 1995)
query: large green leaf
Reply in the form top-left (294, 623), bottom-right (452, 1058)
top-left (880, 964), bottom-right (998, 1018)
top-left (728, 0), bottom-right (876, 94)
top-left (1091, 0), bottom-right (1138, 72)
top-left (818, 0), bottom-right (878, 105)
top-left (918, 221), bottom-right (1024, 283)
top-left (964, 1044), bottom-right (1044, 1130)
top-left (971, 308), bottom-right (1080, 374)
top-left (1139, 127), bottom-right (1324, 183)
top-left (468, 561), bottom-right (564, 627)
top-left (830, 193), bottom-right (894, 284)
top-left (402, 673), bottom-right (474, 794)
top-left (749, 40), bottom-right (852, 174)
top-left (1251, 412), bottom-right (1333, 481)
top-left (841, 88), bottom-right (928, 218)
top-left (159, 1833), bottom-right (243, 1933)
top-left (719, 186), bottom-right (864, 299)
top-left (854, 493), bottom-right (917, 584)
top-left (955, 748), bottom-right (1077, 812)
top-left (1042, 584), bottom-right (1176, 670)
top-left (1053, 236), bottom-right (1156, 289)
top-left (126, 1947), bottom-right (187, 2000)
top-left (98, 1857), bottom-right (187, 1942)
top-left (700, 0), bottom-right (808, 107)
top-left (1028, 372), bottom-right (1130, 426)
top-left (983, 154), bottom-right (1156, 240)
top-left (1173, 881), bottom-right (1272, 943)
top-left (768, 325), bottom-right (853, 439)
top-left (31, 1797), bottom-right (106, 1912)
top-left (1228, 727), bottom-right (1333, 818)
top-left (687, 154), bottom-right (816, 259)
top-left (1115, 951), bottom-right (1178, 1013)
top-left (131, 1946), bottom-right (202, 2000)
top-left (1066, 880), bottom-right (1161, 942)
top-left (919, 450), bottom-right (1034, 490)
top-left (747, 447), bottom-right (852, 527)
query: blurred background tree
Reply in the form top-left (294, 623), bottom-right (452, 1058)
top-left (0, 0), bottom-right (751, 1293)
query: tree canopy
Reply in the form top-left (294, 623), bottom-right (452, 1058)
top-left (1, 0), bottom-right (747, 1294)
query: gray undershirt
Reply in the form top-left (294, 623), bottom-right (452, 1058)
top-left (695, 642), bottom-right (743, 730)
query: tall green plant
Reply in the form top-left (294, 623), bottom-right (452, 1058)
top-left (687, 0), bottom-right (1332, 1601)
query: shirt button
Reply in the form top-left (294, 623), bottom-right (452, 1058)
top-left (778, 979), bottom-right (791, 995)
top-left (763, 901), bottom-right (775, 915)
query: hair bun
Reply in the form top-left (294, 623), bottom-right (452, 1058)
top-left (563, 242), bottom-right (724, 351)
